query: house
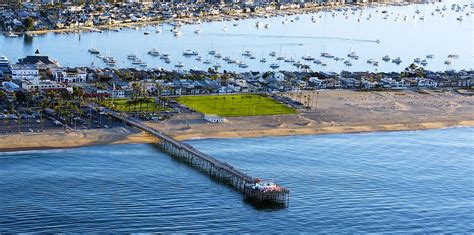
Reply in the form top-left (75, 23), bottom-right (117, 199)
top-left (204, 114), bottom-right (226, 123)
top-left (11, 64), bottom-right (40, 81)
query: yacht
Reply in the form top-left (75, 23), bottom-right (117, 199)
top-left (242, 51), bottom-right (252, 57)
top-left (148, 48), bottom-right (160, 56)
top-left (88, 48), bottom-right (101, 54)
top-left (270, 63), bottom-right (280, 69)
top-left (392, 57), bottom-right (402, 64)
top-left (132, 58), bottom-right (143, 65)
top-left (239, 63), bottom-right (249, 68)
top-left (160, 53), bottom-right (170, 59)
top-left (175, 61), bottom-right (185, 68)
top-left (0, 56), bottom-right (9, 64)
top-left (5, 32), bottom-right (18, 38)
top-left (183, 50), bottom-right (199, 56)
top-left (127, 54), bottom-right (137, 60)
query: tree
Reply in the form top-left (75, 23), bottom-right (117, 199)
top-left (23, 17), bottom-right (35, 31)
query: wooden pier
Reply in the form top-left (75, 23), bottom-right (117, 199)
top-left (108, 111), bottom-right (289, 207)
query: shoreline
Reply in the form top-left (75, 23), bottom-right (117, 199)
top-left (6, 2), bottom-right (404, 35)
top-left (1, 120), bottom-right (472, 153)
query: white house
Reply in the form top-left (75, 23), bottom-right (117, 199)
top-left (11, 64), bottom-right (40, 81)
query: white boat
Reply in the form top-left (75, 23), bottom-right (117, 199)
top-left (347, 51), bottom-right (359, 59)
top-left (444, 59), bottom-right (452, 65)
top-left (127, 54), bottom-right (137, 60)
top-left (414, 58), bottom-right (421, 63)
top-left (148, 48), bottom-right (160, 56)
top-left (314, 59), bottom-right (322, 65)
top-left (175, 61), bottom-right (185, 68)
top-left (420, 59), bottom-right (428, 66)
top-left (426, 54), bottom-right (434, 59)
top-left (195, 56), bottom-right (202, 61)
top-left (213, 63), bottom-right (222, 68)
top-left (448, 54), bottom-right (459, 59)
top-left (255, 21), bottom-right (263, 28)
top-left (367, 58), bottom-right (375, 64)
top-left (183, 50), bottom-right (198, 56)
top-left (203, 59), bottom-right (212, 64)
top-left (160, 53), bottom-right (170, 59)
top-left (302, 55), bottom-right (315, 61)
top-left (194, 29), bottom-right (201, 34)
top-left (223, 26), bottom-right (228, 31)
top-left (382, 55), bottom-right (391, 61)
top-left (457, 16), bottom-right (463, 21)
top-left (260, 58), bottom-right (267, 63)
top-left (5, 32), bottom-right (18, 38)
top-left (392, 57), bottom-right (402, 64)
top-left (88, 48), bottom-right (101, 54)
top-left (344, 60), bottom-right (352, 66)
top-left (276, 56), bottom-right (285, 61)
top-left (174, 31), bottom-right (182, 37)
top-left (214, 53), bottom-right (222, 58)
top-left (239, 63), bottom-right (249, 68)
top-left (0, 55), bottom-right (9, 64)
top-left (269, 52), bottom-right (276, 57)
top-left (156, 29), bottom-right (162, 34)
top-left (208, 50), bottom-right (216, 55)
top-left (264, 24), bottom-right (270, 29)
top-left (270, 63), bottom-right (280, 69)
top-left (242, 50), bottom-right (253, 57)
top-left (293, 60), bottom-right (303, 67)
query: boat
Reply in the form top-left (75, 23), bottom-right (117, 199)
top-left (215, 53), bottom-right (222, 58)
top-left (0, 55), bottom-right (9, 64)
top-left (239, 63), bottom-right (249, 68)
top-left (276, 56), bottom-right (285, 61)
top-left (5, 32), bottom-right (18, 38)
top-left (223, 26), bottom-right (228, 31)
top-left (242, 50), bottom-right (252, 57)
top-left (392, 57), bottom-right (402, 64)
top-left (174, 31), bottom-right (182, 37)
top-left (426, 54), bottom-right (434, 59)
top-left (233, 23), bottom-right (238, 26)
top-left (448, 54), bottom-right (459, 59)
top-left (414, 58), bottom-right (421, 63)
top-left (156, 29), bottom-right (162, 34)
top-left (444, 59), bottom-right (452, 65)
top-left (160, 53), bottom-right (170, 59)
top-left (344, 60), bottom-right (352, 66)
top-left (203, 59), bottom-right (212, 64)
top-left (264, 24), bottom-right (270, 29)
top-left (270, 63), bottom-right (280, 69)
top-left (88, 48), bottom-right (101, 54)
top-left (293, 60), bottom-right (303, 67)
top-left (255, 21), bottom-right (263, 28)
top-left (194, 29), bottom-right (201, 34)
top-left (314, 59), bottom-right (322, 65)
top-left (347, 51), bottom-right (359, 59)
top-left (382, 55), bottom-right (391, 61)
top-left (195, 56), bottom-right (202, 61)
top-left (367, 58), bottom-right (375, 64)
top-left (175, 61), bottom-right (185, 68)
top-left (420, 59), bottom-right (428, 66)
top-left (208, 50), bottom-right (216, 55)
top-left (127, 54), bottom-right (137, 60)
top-left (144, 31), bottom-right (150, 35)
top-left (132, 58), bottom-right (143, 65)
top-left (260, 58), bottom-right (267, 63)
top-left (457, 16), bottom-right (463, 21)
top-left (269, 52), bottom-right (276, 57)
top-left (302, 55), bottom-right (315, 61)
top-left (147, 48), bottom-right (160, 56)
top-left (183, 50), bottom-right (198, 56)
top-left (249, 55), bottom-right (256, 60)
top-left (213, 63), bottom-right (222, 68)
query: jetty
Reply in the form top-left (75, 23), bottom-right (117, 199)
top-left (108, 111), bottom-right (289, 207)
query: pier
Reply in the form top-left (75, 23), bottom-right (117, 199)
top-left (108, 111), bottom-right (289, 207)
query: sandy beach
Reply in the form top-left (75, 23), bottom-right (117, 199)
top-left (1, 90), bottom-right (473, 151)
top-left (0, 127), bottom-right (154, 152)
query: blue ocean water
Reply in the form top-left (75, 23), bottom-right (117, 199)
top-left (0, 127), bottom-right (473, 232)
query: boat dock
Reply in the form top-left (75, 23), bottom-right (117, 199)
top-left (108, 111), bottom-right (289, 207)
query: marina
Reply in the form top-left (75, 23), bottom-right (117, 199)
top-left (1, 0), bottom-right (472, 73)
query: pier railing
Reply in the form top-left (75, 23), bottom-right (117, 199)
top-left (107, 111), bottom-right (289, 207)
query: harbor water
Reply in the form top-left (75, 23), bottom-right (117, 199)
top-left (1, 0), bottom-right (472, 73)
top-left (0, 127), bottom-right (473, 232)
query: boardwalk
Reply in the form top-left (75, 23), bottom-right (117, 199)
top-left (107, 110), bottom-right (289, 206)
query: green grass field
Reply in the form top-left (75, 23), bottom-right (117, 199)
top-left (177, 94), bottom-right (296, 117)
top-left (102, 98), bottom-right (166, 113)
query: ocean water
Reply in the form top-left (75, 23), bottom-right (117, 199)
top-left (1, 0), bottom-right (472, 72)
top-left (0, 127), bottom-right (473, 232)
